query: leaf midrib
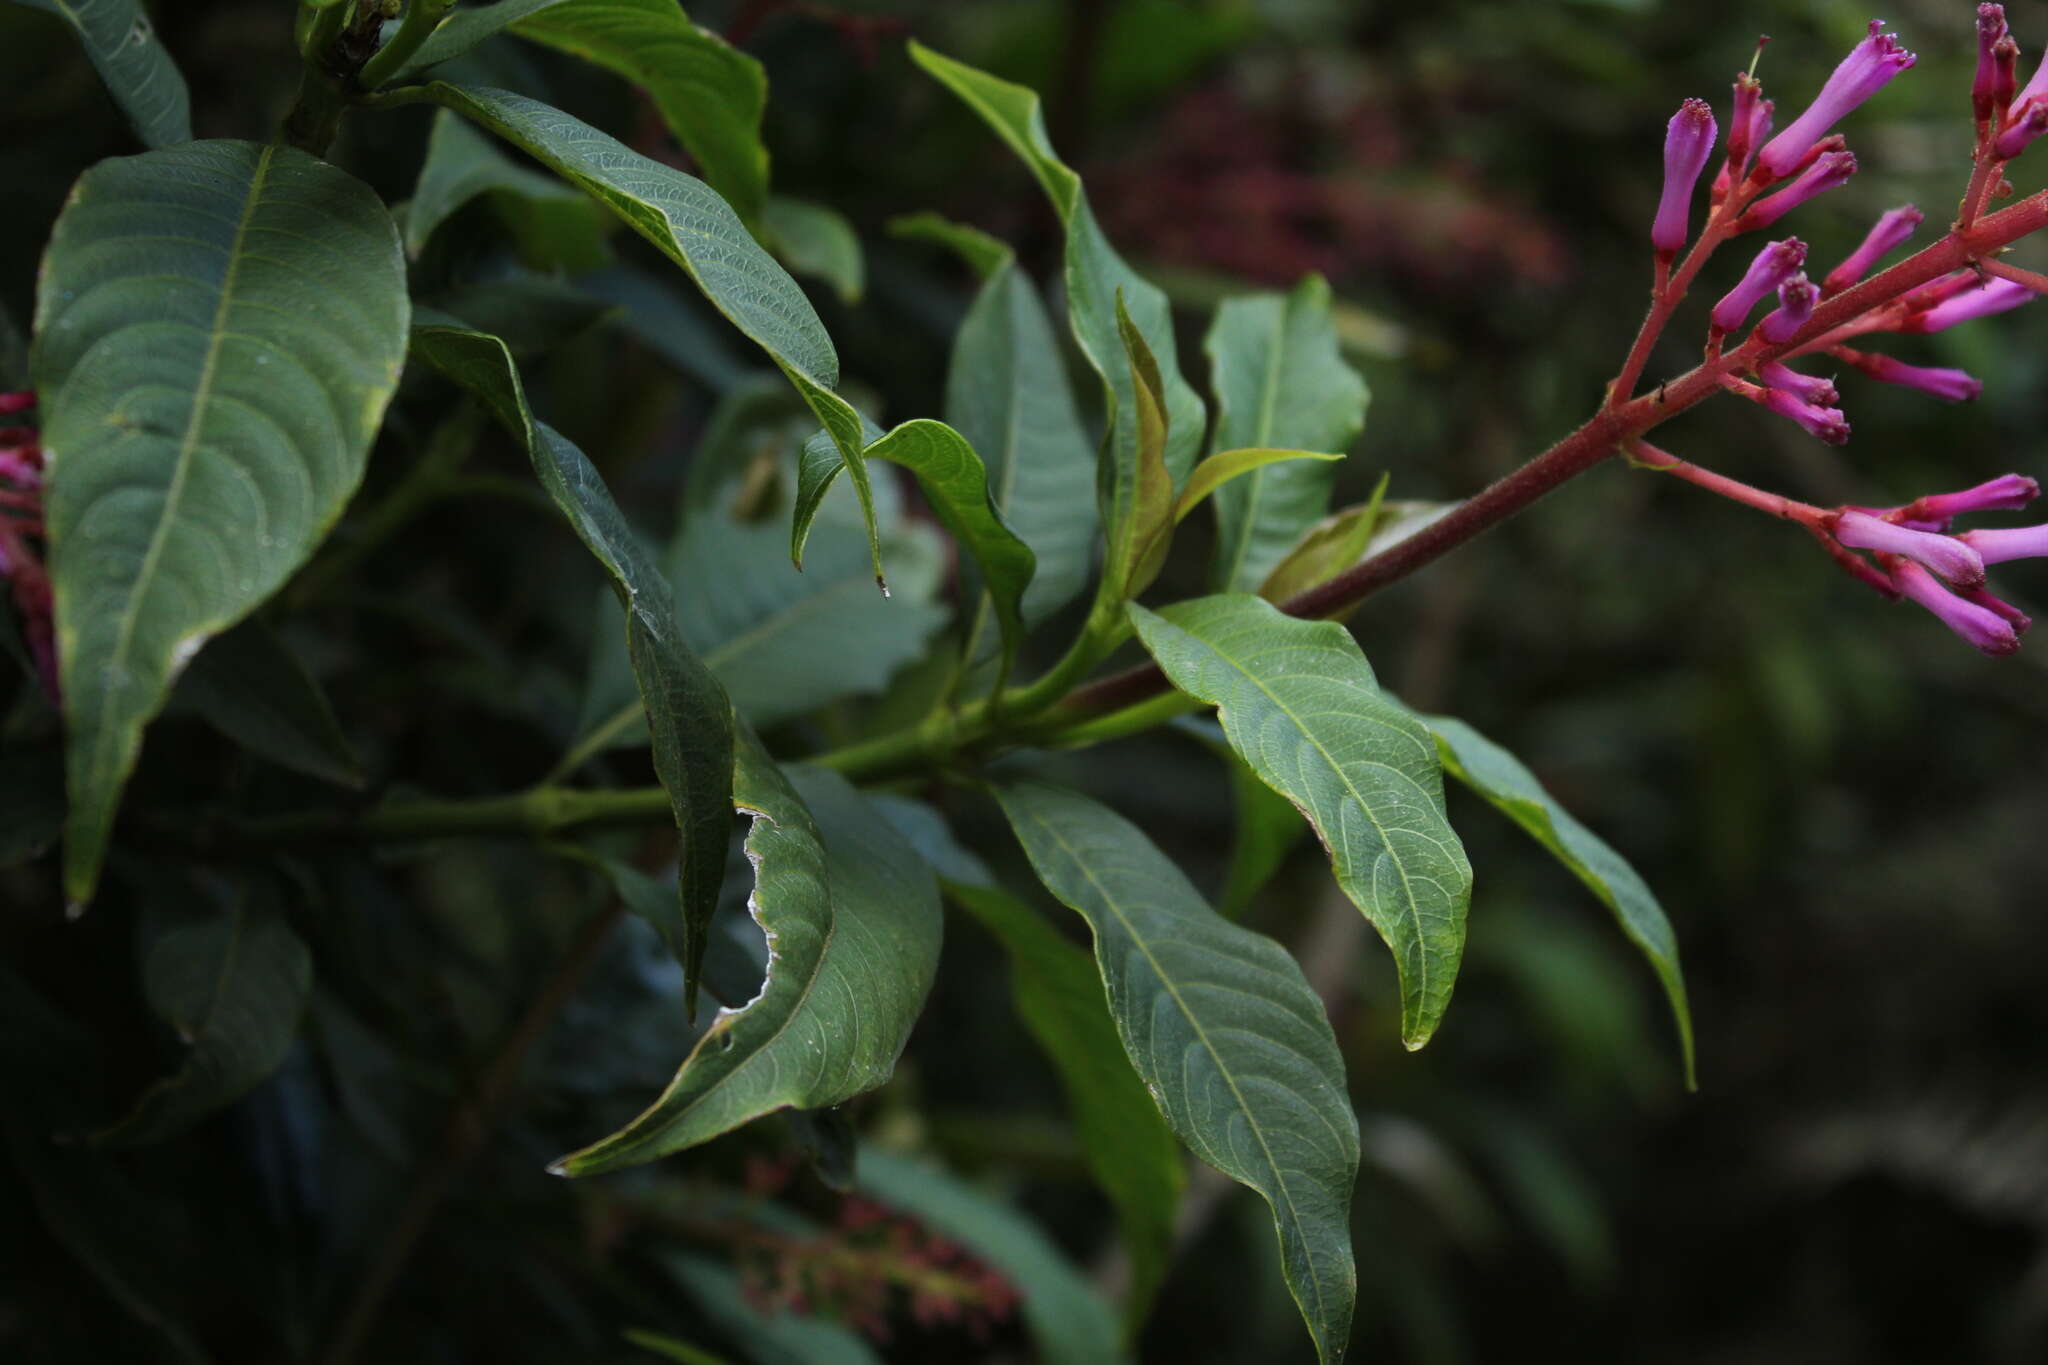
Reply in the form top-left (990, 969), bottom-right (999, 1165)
top-left (91, 143), bottom-right (277, 791)
top-left (1021, 804), bottom-right (1330, 1346)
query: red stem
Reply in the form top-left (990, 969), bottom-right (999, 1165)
top-left (1977, 256), bottom-right (2048, 294)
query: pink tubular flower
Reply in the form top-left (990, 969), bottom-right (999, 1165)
top-left (1758, 360), bottom-right (1838, 406)
top-left (1755, 20), bottom-right (1917, 179)
top-left (1891, 560), bottom-right (2021, 654)
top-left (1741, 150), bottom-right (1858, 230)
top-left (1978, 6), bottom-right (2012, 124)
top-left (1907, 474), bottom-right (2041, 521)
top-left (1760, 273), bottom-right (1818, 342)
top-left (1654, 99), bottom-right (1718, 254)
top-left (1823, 204), bottom-right (1922, 293)
top-left (1758, 385), bottom-right (1851, 444)
top-left (2017, 44), bottom-right (2048, 111)
top-left (1726, 71), bottom-right (1771, 173)
top-left (1993, 98), bottom-right (2048, 158)
top-left (1839, 349), bottom-right (1982, 402)
top-left (1957, 522), bottom-right (2048, 564)
top-left (1833, 509), bottom-right (1986, 585)
top-left (1712, 238), bottom-right (1808, 332)
top-left (1900, 277), bottom-right (2035, 332)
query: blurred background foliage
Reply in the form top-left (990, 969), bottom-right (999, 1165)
top-left (5, 1), bottom-right (2048, 1362)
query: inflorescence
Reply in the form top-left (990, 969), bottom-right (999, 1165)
top-left (0, 390), bottom-right (52, 697)
top-left (1635, 9), bottom-right (2048, 654)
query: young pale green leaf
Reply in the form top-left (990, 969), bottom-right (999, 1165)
top-left (936, 241), bottom-right (1098, 634)
top-left (1175, 448), bottom-right (1345, 526)
top-left (91, 876), bottom-right (312, 1146)
top-left (1206, 276), bottom-right (1369, 591)
top-left (888, 210), bottom-right (1015, 280)
top-left (1258, 493), bottom-right (1451, 604)
top-left (992, 780), bottom-right (1359, 1365)
top-left (1130, 594), bottom-right (1473, 1048)
top-left (554, 758), bottom-right (941, 1174)
top-left (764, 195), bottom-right (865, 303)
top-left (793, 418), bottom-right (1037, 679)
top-left (36, 140), bottom-right (408, 905)
top-left (1174, 716), bottom-right (1309, 916)
top-left (568, 514), bottom-right (948, 760)
top-left (1418, 713), bottom-right (1696, 1086)
top-left (410, 322), bottom-right (733, 1015)
top-left (401, 0), bottom-right (770, 230)
top-left (945, 880), bottom-right (1183, 1332)
top-left (415, 82), bottom-right (884, 583)
top-left (406, 108), bottom-right (612, 270)
top-left (910, 43), bottom-right (1206, 510)
top-left (664, 1256), bottom-right (884, 1365)
top-left (1113, 297), bottom-right (1178, 600)
top-left (858, 1147), bottom-right (1128, 1364)
top-left (176, 619), bottom-right (362, 788)
top-left (14, 0), bottom-right (191, 147)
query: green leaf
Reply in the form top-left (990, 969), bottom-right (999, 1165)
top-left (663, 1256), bottom-right (883, 1365)
top-left (1205, 276), bottom-right (1369, 592)
top-left (403, 0), bottom-right (771, 230)
top-left (415, 82), bottom-right (884, 583)
top-left (1112, 296), bottom-right (1177, 600)
top-left (569, 511), bottom-right (948, 758)
top-left (937, 239), bottom-right (1097, 634)
top-left (36, 140), bottom-right (408, 905)
top-left (1130, 594), bottom-right (1472, 1048)
top-left (910, 43), bottom-right (1206, 511)
top-left (991, 780), bottom-right (1359, 1364)
top-left (1258, 492), bottom-right (1451, 605)
top-left (405, 108), bottom-right (612, 270)
top-left (792, 417), bottom-right (1037, 681)
top-left (13, 0), bottom-right (191, 147)
top-left (944, 880), bottom-right (1182, 1332)
top-left (888, 210), bottom-right (1014, 280)
top-left (1176, 448), bottom-right (1344, 526)
top-left (857, 1146), bottom-right (1128, 1364)
top-left (176, 619), bottom-right (362, 788)
top-left (411, 322), bottom-right (733, 1015)
top-left (764, 195), bottom-right (865, 304)
top-left (624, 1330), bottom-right (739, 1365)
top-left (1417, 713), bottom-right (1696, 1086)
top-left (554, 756), bottom-right (940, 1173)
top-left (92, 875), bottom-right (312, 1146)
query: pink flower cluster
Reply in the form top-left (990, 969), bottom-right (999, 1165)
top-left (0, 391), bottom-right (54, 701)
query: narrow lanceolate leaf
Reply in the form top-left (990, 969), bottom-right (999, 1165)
top-left (405, 108), bottom-right (611, 270)
top-left (858, 1147), bottom-right (1128, 1365)
top-left (1417, 713), bottom-right (1696, 1086)
top-left (411, 323), bottom-right (732, 1014)
top-left (764, 195), bottom-right (865, 303)
top-left (1130, 595), bottom-right (1472, 1048)
top-left (793, 418), bottom-right (1037, 680)
top-left (417, 82), bottom-right (884, 583)
top-left (177, 619), bottom-right (362, 788)
top-left (925, 229), bottom-right (1097, 632)
top-left (14, 0), bottom-right (191, 147)
top-left (555, 757), bottom-right (941, 1174)
top-left (93, 875), bottom-right (312, 1146)
top-left (992, 781), bottom-right (1359, 1365)
top-left (1258, 493), bottom-right (1453, 605)
top-left (401, 0), bottom-right (770, 231)
top-left (1175, 448), bottom-right (1344, 526)
top-left (910, 44), bottom-right (1206, 511)
top-left (889, 210), bottom-right (1015, 281)
top-left (36, 140), bottom-right (408, 904)
top-left (1112, 298), bottom-right (1177, 601)
top-left (946, 880), bottom-right (1183, 1331)
top-left (1206, 276), bottom-right (1369, 592)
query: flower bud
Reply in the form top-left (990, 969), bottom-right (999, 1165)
top-left (1712, 238), bottom-right (1808, 332)
top-left (1833, 509), bottom-right (1986, 586)
top-left (1838, 350), bottom-right (1982, 402)
top-left (1993, 98), bottom-right (2048, 159)
top-left (1900, 277), bottom-right (2035, 332)
top-left (1977, 5), bottom-right (2012, 125)
top-left (1758, 386), bottom-right (1851, 444)
top-left (1823, 205), bottom-right (1922, 293)
top-left (1760, 273), bottom-right (1817, 343)
top-left (1741, 150), bottom-right (1857, 230)
top-left (1891, 560), bottom-right (2021, 654)
top-left (1758, 360), bottom-right (1838, 407)
top-left (1756, 20), bottom-right (1916, 180)
top-left (1653, 98), bottom-right (1718, 253)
